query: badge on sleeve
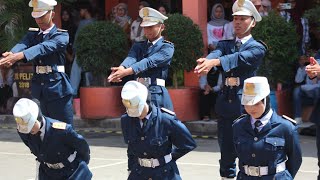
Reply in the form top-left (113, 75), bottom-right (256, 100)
top-left (28, 27), bottom-right (39, 31)
top-left (161, 107), bottom-right (176, 115)
top-left (282, 115), bottom-right (297, 125)
top-left (52, 122), bottom-right (67, 130)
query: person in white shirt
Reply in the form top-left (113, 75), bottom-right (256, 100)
top-left (130, 1), bottom-right (150, 43)
top-left (207, 3), bottom-right (229, 51)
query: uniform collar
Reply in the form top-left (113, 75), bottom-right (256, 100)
top-left (39, 24), bottom-right (55, 35)
top-left (39, 117), bottom-right (46, 140)
top-left (148, 36), bottom-right (163, 45)
top-left (139, 112), bottom-right (151, 127)
top-left (145, 112), bottom-right (151, 120)
top-left (250, 109), bottom-right (273, 130)
top-left (236, 34), bottom-right (252, 44)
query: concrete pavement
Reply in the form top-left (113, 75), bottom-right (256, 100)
top-left (0, 114), bottom-right (218, 138)
top-left (0, 128), bottom-right (318, 180)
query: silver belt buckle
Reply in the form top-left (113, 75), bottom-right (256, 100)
top-left (139, 158), bottom-right (154, 168)
top-left (137, 77), bottom-right (151, 87)
top-left (36, 66), bottom-right (52, 74)
top-left (225, 77), bottom-right (240, 87)
top-left (45, 162), bottom-right (64, 169)
top-left (248, 166), bottom-right (260, 177)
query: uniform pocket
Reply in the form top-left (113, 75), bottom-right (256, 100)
top-left (150, 136), bottom-right (169, 146)
top-left (234, 137), bottom-right (248, 154)
top-left (265, 137), bottom-right (285, 151)
top-left (149, 86), bottom-right (163, 94)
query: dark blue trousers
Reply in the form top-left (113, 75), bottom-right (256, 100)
top-left (40, 94), bottom-right (73, 125)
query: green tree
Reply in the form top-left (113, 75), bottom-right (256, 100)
top-left (252, 11), bottom-right (299, 89)
top-left (74, 21), bottom-right (128, 86)
top-left (0, 0), bottom-right (76, 52)
top-left (0, 0), bottom-right (34, 51)
top-left (163, 14), bottom-right (204, 88)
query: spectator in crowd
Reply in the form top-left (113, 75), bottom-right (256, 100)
top-left (130, 1), bottom-right (150, 43)
top-left (301, 17), bottom-right (310, 55)
top-left (70, 1), bottom-right (95, 97)
top-left (222, 21), bottom-right (235, 40)
top-left (251, 0), bottom-right (271, 17)
top-left (61, 8), bottom-right (77, 76)
top-left (260, 0), bottom-right (272, 16)
top-left (107, 6), bottom-right (117, 21)
top-left (278, 0), bottom-right (296, 23)
top-left (305, 56), bottom-right (320, 179)
top-left (293, 55), bottom-right (319, 127)
top-left (199, 69), bottom-right (222, 121)
top-left (157, 4), bottom-right (169, 15)
top-left (113, 3), bottom-right (132, 37)
top-left (0, 66), bottom-right (14, 114)
top-left (207, 3), bottom-right (229, 51)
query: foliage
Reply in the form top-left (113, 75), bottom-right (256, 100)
top-left (0, 0), bottom-right (76, 52)
top-left (75, 21), bottom-right (128, 83)
top-left (163, 13), bottom-right (204, 88)
top-left (0, 0), bottom-right (35, 52)
top-left (303, 6), bottom-right (320, 33)
top-left (252, 11), bottom-right (299, 89)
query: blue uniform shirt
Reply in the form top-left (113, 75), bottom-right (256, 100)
top-left (10, 25), bottom-right (74, 124)
top-left (18, 117), bottom-right (92, 180)
top-left (121, 104), bottom-right (196, 180)
top-left (11, 25), bottom-right (73, 101)
top-left (208, 37), bottom-right (267, 119)
top-left (233, 111), bottom-right (302, 179)
top-left (121, 37), bottom-right (174, 110)
top-left (207, 37), bottom-right (266, 91)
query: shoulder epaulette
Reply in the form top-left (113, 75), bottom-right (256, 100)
top-left (257, 40), bottom-right (268, 50)
top-left (233, 114), bottom-right (247, 123)
top-left (52, 122), bottom-right (67, 130)
top-left (161, 107), bottom-right (176, 116)
top-left (57, 28), bottom-right (68, 32)
top-left (282, 115), bottom-right (296, 125)
top-left (163, 40), bottom-right (173, 44)
top-left (28, 27), bottom-right (39, 32)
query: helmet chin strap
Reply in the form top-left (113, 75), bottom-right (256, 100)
top-left (156, 24), bottom-right (163, 37)
top-left (47, 10), bottom-right (53, 24)
top-left (242, 18), bottom-right (254, 35)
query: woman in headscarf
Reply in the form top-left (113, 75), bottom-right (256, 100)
top-left (207, 3), bottom-right (229, 51)
top-left (233, 76), bottom-right (302, 179)
top-left (113, 3), bottom-right (132, 35)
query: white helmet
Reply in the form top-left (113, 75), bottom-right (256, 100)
top-left (29, 0), bottom-right (57, 18)
top-left (241, 76), bottom-right (270, 105)
top-left (232, 0), bottom-right (262, 22)
top-left (139, 7), bottom-right (168, 27)
top-left (121, 81), bottom-right (148, 117)
top-left (13, 98), bottom-right (39, 134)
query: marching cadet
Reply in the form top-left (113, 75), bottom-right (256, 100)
top-left (120, 81), bottom-right (196, 180)
top-left (108, 7), bottom-right (174, 110)
top-left (233, 76), bottom-right (302, 179)
top-left (194, 0), bottom-right (267, 179)
top-left (0, 0), bottom-right (74, 124)
top-left (305, 57), bottom-right (320, 179)
top-left (13, 98), bottom-right (92, 180)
